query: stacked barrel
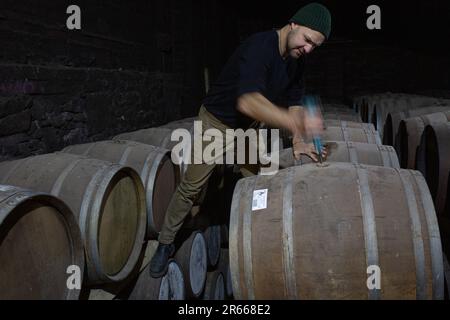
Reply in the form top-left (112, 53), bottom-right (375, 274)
top-left (91, 117), bottom-right (232, 300)
top-left (0, 152), bottom-right (148, 298)
top-left (352, 92), bottom-right (450, 298)
top-left (351, 93), bottom-right (450, 219)
top-left (0, 114), bottom-right (234, 300)
top-left (2, 92), bottom-right (449, 300)
top-left (175, 163), bottom-right (236, 300)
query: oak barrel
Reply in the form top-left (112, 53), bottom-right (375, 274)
top-left (202, 270), bottom-right (225, 300)
top-left (229, 163), bottom-right (443, 299)
top-left (383, 106), bottom-right (450, 147)
top-left (397, 110), bottom-right (450, 169)
top-left (416, 122), bottom-right (450, 216)
top-left (361, 93), bottom-right (393, 123)
top-left (0, 153), bottom-right (146, 284)
top-left (371, 96), bottom-right (440, 134)
top-left (0, 185), bottom-right (84, 299)
top-left (203, 224), bottom-right (221, 268)
top-left (174, 231), bottom-right (207, 298)
top-left (128, 259), bottom-right (185, 300)
top-left (63, 140), bottom-right (178, 238)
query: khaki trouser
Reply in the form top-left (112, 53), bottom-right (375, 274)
top-left (158, 105), bottom-right (260, 244)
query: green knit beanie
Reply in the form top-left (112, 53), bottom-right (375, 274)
top-left (289, 3), bottom-right (331, 39)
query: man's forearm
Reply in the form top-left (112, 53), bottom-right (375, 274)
top-left (237, 92), bottom-right (302, 134)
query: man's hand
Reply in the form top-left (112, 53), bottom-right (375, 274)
top-left (288, 105), bottom-right (324, 140)
top-left (293, 141), bottom-right (328, 162)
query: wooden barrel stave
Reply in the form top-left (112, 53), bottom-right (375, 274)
top-left (324, 120), bottom-right (372, 130)
top-left (323, 113), bottom-right (361, 122)
top-left (115, 128), bottom-right (189, 176)
top-left (278, 141), bottom-right (399, 168)
top-left (115, 128), bottom-right (174, 149)
top-left (321, 126), bottom-right (381, 145)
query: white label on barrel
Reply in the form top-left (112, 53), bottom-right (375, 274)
top-left (252, 189), bottom-right (268, 211)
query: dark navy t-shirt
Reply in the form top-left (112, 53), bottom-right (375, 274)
top-left (203, 29), bottom-right (306, 129)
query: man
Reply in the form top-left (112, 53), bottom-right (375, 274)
top-left (150, 2), bottom-right (331, 277)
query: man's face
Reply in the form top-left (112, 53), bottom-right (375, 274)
top-left (286, 24), bottom-right (325, 59)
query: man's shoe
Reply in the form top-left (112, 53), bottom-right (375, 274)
top-left (150, 242), bottom-right (175, 278)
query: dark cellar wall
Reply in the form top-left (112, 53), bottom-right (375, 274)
top-left (1, 0), bottom-right (450, 161)
top-left (0, 0), bottom-right (208, 160)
